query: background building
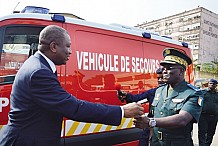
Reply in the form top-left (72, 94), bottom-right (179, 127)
top-left (136, 7), bottom-right (218, 68)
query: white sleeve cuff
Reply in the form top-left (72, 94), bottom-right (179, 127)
top-left (120, 106), bottom-right (124, 118)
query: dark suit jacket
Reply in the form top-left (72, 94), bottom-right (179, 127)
top-left (0, 52), bottom-right (122, 146)
top-left (126, 88), bottom-right (157, 117)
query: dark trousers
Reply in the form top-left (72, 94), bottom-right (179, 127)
top-left (138, 128), bottom-right (149, 146)
top-left (198, 114), bottom-right (218, 146)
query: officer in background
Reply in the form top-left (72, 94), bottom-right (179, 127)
top-left (133, 48), bottom-right (203, 146)
top-left (198, 78), bottom-right (218, 146)
top-left (118, 68), bottom-right (164, 146)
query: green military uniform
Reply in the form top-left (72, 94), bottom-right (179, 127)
top-left (198, 86), bottom-right (218, 146)
top-left (151, 80), bottom-right (203, 146)
top-left (149, 48), bottom-right (203, 146)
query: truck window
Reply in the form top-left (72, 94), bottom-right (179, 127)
top-left (0, 25), bottom-right (44, 85)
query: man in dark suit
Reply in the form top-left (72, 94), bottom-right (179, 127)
top-left (0, 25), bottom-right (144, 146)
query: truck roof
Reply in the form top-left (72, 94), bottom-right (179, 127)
top-left (0, 13), bottom-right (187, 47)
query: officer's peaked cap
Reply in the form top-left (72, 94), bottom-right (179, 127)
top-left (160, 48), bottom-right (192, 69)
top-left (209, 78), bottom-right (218, 84)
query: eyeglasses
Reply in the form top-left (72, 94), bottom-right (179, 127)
top-left (163, 66), bottom-right (183, 70)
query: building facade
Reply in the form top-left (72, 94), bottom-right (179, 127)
top-left (136, 7), bottom-right (218, 66)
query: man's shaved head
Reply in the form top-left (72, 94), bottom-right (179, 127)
top-left (37, 25), bottom-right (72, 65)
top-left (38, 25), bottom-right (68, 52)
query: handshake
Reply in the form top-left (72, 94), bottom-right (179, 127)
top-left (122, 101), bottom-right (153, 129)
top-left (117, 90), bottom-right (153, 129)
top-left (122, 98), bottom-right (153, 129)
top-left (122, 102), bottom-right (144, 118)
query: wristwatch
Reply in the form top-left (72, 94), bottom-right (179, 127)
top-left (149, 118), bottom-right (156, 128)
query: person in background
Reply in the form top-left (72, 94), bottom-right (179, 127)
top-left (0, 25), bottom-right (144, 146)
top-left (133, 48), bottom-right (203, 146)
top-left (198, 78), bottom-right (218, 146)
top-left (136, 80), bottom-right (145, 93)
top-left (118, 67), bottom-right (165, 146)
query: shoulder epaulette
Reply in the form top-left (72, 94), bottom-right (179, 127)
top-left (187, 83), bottom-right (200, 91)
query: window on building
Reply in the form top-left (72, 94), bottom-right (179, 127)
top-left (179, 18), bottom-right (183, 22)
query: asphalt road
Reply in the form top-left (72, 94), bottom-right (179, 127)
top-left (192, 123), bottom-right (218, 146)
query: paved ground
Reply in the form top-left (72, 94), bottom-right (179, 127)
top-left (192, 123), bottom-right (218, 146)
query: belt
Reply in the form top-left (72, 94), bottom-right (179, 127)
top-left (156, 131), bottom-right (191, 141)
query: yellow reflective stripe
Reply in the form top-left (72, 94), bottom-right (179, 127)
top-left (62, 121), bottom-right (65, 130)
top-left (127, 119), bottom-right (133, 127)
top-left (93, 124), bottom-right (103, 133)
top-left (61, 121), bottom-right (65, 137)
top-left (116, 118), bottom-right (125, 130)
top-left (105, 125), bottom-right (112, 131)
top-left (67, 121), bottom-right (80, 135)
top-left (80, 123), bottom-right (91, 134)
top-left (64, 118), bottom-right (133, 136)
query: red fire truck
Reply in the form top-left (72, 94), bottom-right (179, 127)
top-left (0, 8), bottom-right (194, 146)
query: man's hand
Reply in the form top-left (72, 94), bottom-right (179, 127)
top-left (122, 102), bottom-right (144, 118)
top-left (117, 90), bottom-right (127, 102)
top-left (133, 115), bottom-right (150, 129)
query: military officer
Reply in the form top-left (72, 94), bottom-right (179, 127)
top-left (133, 48), bottom-right (203, 146)
top-left (198, 78), bottom-right (218, 146)
top-left (118, 68), bottom-right (164, 146)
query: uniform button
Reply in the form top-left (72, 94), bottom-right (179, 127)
top-left (160, 112), bottom-right (163, 115)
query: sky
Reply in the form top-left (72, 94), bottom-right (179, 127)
top-left (0, 0), bottom-right (217, 26)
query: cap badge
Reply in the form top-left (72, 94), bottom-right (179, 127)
top-left (165, 49), bottom-right (170, 55)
